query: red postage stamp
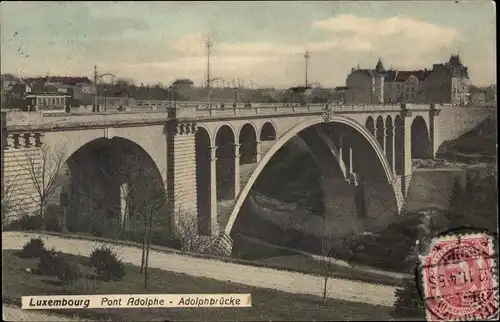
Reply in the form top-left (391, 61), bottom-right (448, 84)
top-left (419, 232), bottom-right (499, 321)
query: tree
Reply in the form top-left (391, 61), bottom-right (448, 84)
top-left (318, 214), bottom-right (352, 302)
top-left (1, 176), bottom-right (22, 226)
top-left (95, 150), bottom-right (170, 283)
top-left (18, 144), bottom-right (67, 227)
top-left (446, 169), bottom-right (497, 233)
top-left (391, 213), bottom-right (433, 320)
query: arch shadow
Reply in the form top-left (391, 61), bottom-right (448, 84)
top-left (260, 122), bottom-right (277, 141)
top-left (376, 116), bottom-right (385, 150)
top-left (65, 136), bottom-right (167, 235)
top-left (196, 127), bottom-right (213, 235)
top-left (239, 123), bottom-right (258, 164)
top-left (215, 125), bottom-right (236, 200)
top-left (365, 116), bottom-right (375, 136)
top-left (385, 116), bottom-right (394, 169)
top-left (411, 116), bottom-right (431, 159)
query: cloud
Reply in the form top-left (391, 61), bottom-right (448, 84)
top-left (311, 14), bottom-right (460, 54)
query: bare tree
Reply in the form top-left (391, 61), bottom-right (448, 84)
top-left (171, 205), bottom-right (216, 253)
top-left (318, 214), bottom-right (353, 302)
top-left (96, 151), bottom-right (169, 278)
top-left (1, 176), bottom-right (22, 226)
top-left (18, 144), bottom-right (67, 226)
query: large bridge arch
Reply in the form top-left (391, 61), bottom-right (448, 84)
top-left (64, 136), bottom-right (167, 234)
top-left (43, 127), bottom-right (167, 184)
top-left (224, 115), bottom-right (396, 235)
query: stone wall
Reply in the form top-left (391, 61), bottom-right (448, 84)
top-left (166, 121), bottom-right (198, 231)
top-left (2, 145), bottom-right (42, 218)
top-left (436, 106), bottom-right (496, 147)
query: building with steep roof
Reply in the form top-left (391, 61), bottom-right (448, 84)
top-left (418, 54), bottom-right (470, 105)
top-left (344, 55), bottom-right (470, 105)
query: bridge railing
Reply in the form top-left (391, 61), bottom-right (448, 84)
top-left (4, 103), bottom-right (439, 128)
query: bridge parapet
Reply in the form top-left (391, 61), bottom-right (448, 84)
top-left (3, 103), bottom-right (438, 130)
top-left (3, 111), bottom-right (170, 131)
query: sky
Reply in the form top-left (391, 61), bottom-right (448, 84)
top-left (0, 1), bottom-right (496, 88)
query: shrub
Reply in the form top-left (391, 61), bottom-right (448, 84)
top-left (89, 245), bottom-right (125, 281)
top-left (391, 277), bottom-right (426, 320)
top-left (36, 247), bottom-right (65, 276)
top-left (4, 214), bottom-right (42, 231)
top-left (120, 229), bottom-right (183, 250)
top-left (43, 205), bottom-right (64, 232)
top-left (19, 237), bottom-right (46, 258)
top-left (56, 260), bottom-right (82, 284)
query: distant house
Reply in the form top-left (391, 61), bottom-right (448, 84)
top-left (344, 55), bottom-right (469, 105)
top-left (24, 76), bottom-right (95, 100)
top-left (172, 78), bottom-right (194, 95)
top-left (25, 92), bottom-right (70, 110)
top-left (418, 55), bottom-right (470, 105)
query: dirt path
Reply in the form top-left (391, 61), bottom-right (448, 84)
top-left (2, 232), bottom-right (397, 308)
top-left (2, 304), bottom-right (85, 321)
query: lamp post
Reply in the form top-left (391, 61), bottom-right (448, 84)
top-left (207, 77), bottom-right (223, 107)
top-left (233, 87), bottom-right (238, 108)
top-left (104, 88), bottom-right (108, 112)
top-left (168, 85), bottom-right (172, 108)
top-left (93, 65), bottom-right (116, 113)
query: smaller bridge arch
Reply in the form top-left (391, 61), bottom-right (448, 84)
top-left (195, 127), bottom-right (213, 236)
top-left (376, 115), bottom-right (385, 151)
top-left (385, 115), bottom-right (394, 168)
top-left (259, 122), bottom-right (277, 141)
top-left (239, 123), bottom-right (258, 164)
top-left (394, 115), bottom-right (404, 175)
top-left (215, 125), bottom-right (237, 200)
top-left (365, 116), bottom-right (375, 136)
top-left (411, 115), bottom-right (431, 159)
top-left (213, 123), bottom-right (237, 146)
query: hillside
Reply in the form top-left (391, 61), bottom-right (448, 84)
top-left (437, 114), bottom-right (497, 160)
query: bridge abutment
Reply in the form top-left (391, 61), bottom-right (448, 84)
top-left (167, 121), bottom-right (199, 233)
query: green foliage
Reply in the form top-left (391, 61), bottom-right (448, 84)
top-left (4, 214), bottom-right (42, 231)
top-left (391, 277), bottom-right (425, 320)
top-left (350, 213), bottom-right (423, 272)
top-left (36, 247), bottom-right (66, 276)
top-left (254, 139), bottom-right (324, 214)
top-left (19, 237), bottom-right (46, 258)
top-left (56, 261), bottom-right (82, 284)
top-left (120, 229), bottom-right (183, 249)
top-left (445, 171), bottom-right (497, 233)
top-left (44, 205), bottom-right (64, 232)
top-left (89, 246), bottom-right (125, 281)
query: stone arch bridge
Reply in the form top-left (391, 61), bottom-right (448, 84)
top-left (2, 103), bottom-right (440, 254)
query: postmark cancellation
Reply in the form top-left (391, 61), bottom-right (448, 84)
top-left (419, 232), bottom-right (499, 321)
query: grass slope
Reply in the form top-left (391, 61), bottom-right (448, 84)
top-left (2, 250), bottom-right (391, 321)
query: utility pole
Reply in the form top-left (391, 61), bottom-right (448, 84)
top-left (304, 51), bottom-right (310, 105)
top-left (94, 65), bottom-right (98, 112)
top-left (304, 51), bottom-right (310, 88)
top-left (206, 39), bottom-right (213, 106)
top-left (206, 39), bottom-right (212, 89)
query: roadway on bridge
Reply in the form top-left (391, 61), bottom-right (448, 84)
top-left (2, 232), bottom-right (396, 308)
